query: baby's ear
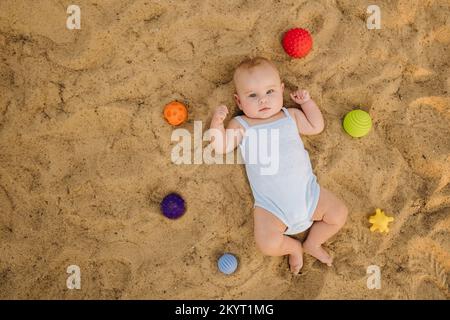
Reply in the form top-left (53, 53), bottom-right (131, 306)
top-left (234, 94), bottom-right (242, 109)
top-left (281, 82), bottom-right (285, 92)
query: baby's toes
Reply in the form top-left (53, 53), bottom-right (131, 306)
top-left (288, 254), bottom-right (303, 274)
top-left (290, 264), bottom-right (301, 274)
top-left (324, 255), bottom-right (333, 266)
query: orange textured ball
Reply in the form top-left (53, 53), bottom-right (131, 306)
top-left (164, 101), bottom-right (188, 126)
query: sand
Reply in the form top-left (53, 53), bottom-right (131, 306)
top-left (0, 0), bottom-right (449, 299)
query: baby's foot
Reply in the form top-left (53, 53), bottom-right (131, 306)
top-left (288, 241), bottom-right (303, 274)
top-left (303, 240), bottom-right (333, 266)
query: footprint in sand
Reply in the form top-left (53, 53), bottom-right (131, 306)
top-left (48, 2), bottom-right (167, 70)
top-left (408, 238), bottom-right (449, 299)
top-left (88, 240), bottom-right (144, 298)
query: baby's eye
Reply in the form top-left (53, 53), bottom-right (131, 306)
top-left (267, 89), bottom-right (274, 94)
top-left (248, 93), bottom-right (257, 98)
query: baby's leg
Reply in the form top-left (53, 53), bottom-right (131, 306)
top-left (303, 187), bottom-right (348, 266)
top-left (254, 207), bottom-right (303, 274)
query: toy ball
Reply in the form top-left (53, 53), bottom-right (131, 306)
top-left (282, 28), bottom-right (313, 58)
top-left (218, 253), bottom-right (238, 275)
top-left (160, 193), bottom-right (186, 219)
top-left (343, 110), bottom-right (372, 138)
top-left (164, 101), bottom-right (188, 126)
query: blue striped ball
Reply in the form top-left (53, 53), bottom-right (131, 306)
top-left (218, 253), bottom-right (238, 275)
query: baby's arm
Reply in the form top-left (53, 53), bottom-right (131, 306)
top-left (209, 105), bottom-right (244, 154)
top-left (290, 89), bottom-right (325, 135)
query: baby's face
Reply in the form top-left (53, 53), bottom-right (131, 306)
top-left (234, 63), bottom-right (284, 119)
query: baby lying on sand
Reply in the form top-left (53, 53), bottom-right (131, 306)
top-left (209, 57), bottom-right (348, 274)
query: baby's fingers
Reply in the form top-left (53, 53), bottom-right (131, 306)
top-left (215, 109), bottom-right (228, 121)
top-left (216, 105), bottom-right (228, 113)
top-left (216, 111), bottom-right (225, 118)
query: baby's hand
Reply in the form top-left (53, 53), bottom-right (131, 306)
top-left (211, 105), bottom-right (229, 126)
top-left (290, 89), bottom-right (311, 105)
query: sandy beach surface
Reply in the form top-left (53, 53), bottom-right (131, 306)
top-left (0, 0), bottom-right (449, 299)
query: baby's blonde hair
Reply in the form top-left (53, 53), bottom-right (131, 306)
top-left (233, 57), bottom-right (279, 83)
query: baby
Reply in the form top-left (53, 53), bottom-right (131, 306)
top-left (209, 57), bottom-right (348, 274)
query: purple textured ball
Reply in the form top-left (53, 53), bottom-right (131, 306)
top-left (160, 193), bottom-right (186, 219)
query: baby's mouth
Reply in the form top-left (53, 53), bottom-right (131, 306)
top-left (259, 107), bottom-right (270, 112)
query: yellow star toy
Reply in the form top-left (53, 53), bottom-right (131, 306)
top-left (369, 208), bottom-right (394, 233)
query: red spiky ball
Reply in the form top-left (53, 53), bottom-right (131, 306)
top-left (282, 28), bottom-right (313, 58)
